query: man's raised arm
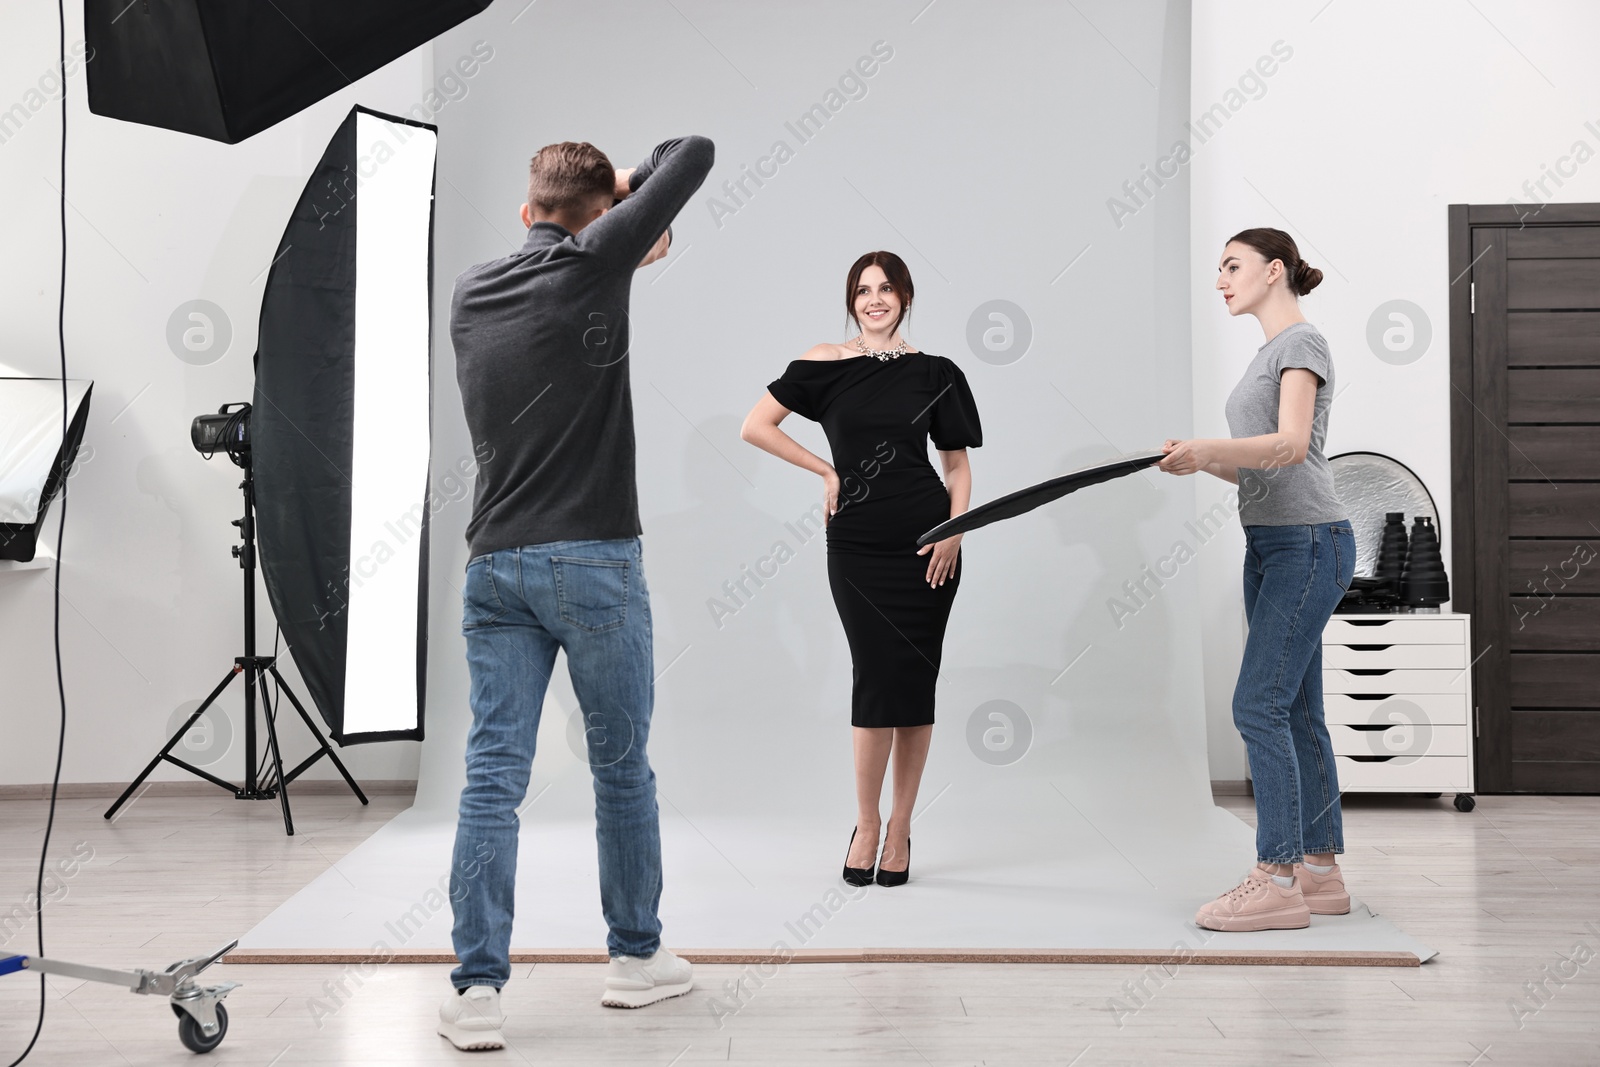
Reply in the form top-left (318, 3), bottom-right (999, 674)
top-left (578, 135), bottom-right (714, 269)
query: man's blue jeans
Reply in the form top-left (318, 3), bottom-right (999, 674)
top-left (449, 537), bottom-right (662, 991)
top-left (1235, 521), bottom-right (1356, 865)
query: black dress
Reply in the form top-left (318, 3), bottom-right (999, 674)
top-left (767, 352), bottom-right (983, 727)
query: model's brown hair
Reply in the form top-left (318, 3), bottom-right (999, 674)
top-left (845, 251), bottom-right (915, 332)
top-left (1228, 227), bottom-right (1323, 296)
top-left (528, 141), bottom-right (614, 221)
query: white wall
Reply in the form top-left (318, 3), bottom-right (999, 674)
top-left (1190, 0), bottom-right (1600, 779)
top-left (0, 6), bottom-right (455, 784)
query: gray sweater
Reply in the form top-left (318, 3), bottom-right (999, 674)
top-left (452, 135), bottom-right (714, 558)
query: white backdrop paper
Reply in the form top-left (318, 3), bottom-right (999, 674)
top-left (242, 0), bottom-right (1425, 958)
top-left (415, 0), bottom-right (1207, 815)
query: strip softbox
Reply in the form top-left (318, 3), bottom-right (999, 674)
top-left (84, 0), bottom-right (493, 144)
top-left (254, 106), bottom-right (435, 744)
top-left (0, 378), bottom-right (92, 564)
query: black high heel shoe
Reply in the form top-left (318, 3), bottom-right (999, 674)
top-left (876, 835), bottom-right (910, 887)
top-left (842, 827), bottom-right (876, 887)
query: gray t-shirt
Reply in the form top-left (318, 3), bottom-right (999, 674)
top-left (1224, 321), bottom-right (1346, 527)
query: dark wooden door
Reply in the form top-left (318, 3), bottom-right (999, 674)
top-left (1452, 205), bottom-right (1600, 793)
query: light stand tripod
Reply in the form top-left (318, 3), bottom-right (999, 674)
top-left (105, 447), bottom-right (367, 835)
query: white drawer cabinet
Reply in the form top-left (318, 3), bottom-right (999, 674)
top-left (1335, 754), bottom-right (1475, 792)
top-left (1324, 693), bottom-right (1469, 725)
top-left (1323, 668), bottom-right (1468, 695)
top-left (1323, 643), bottom-right (1466, 669)
top-left (1324, 617), bottom-right (1466, 645)
top-left (1321, 613), bottom-right (1476, 811)
top-left (1328, 724), bottom-right (1471, 758)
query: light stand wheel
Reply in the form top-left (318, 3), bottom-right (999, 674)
top-left (174, 1001), bottom-right (228, 1054)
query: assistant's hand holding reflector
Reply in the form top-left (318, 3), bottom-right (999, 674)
top-left (917, 451), bottom-right (1165, 546)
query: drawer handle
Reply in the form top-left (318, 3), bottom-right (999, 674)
top-left (1344, 755), bottom-right (1397, 763)
top-left (1347, 669), bottom-right (1395, 676)
top-left (1345, 644), bottom-right (1393, 652)
top-left (1343, 620), bottom-right (1392, 626)
top-left (1343, 694), bottom-right (1395, 701)
top-left (1342, 724), bottom-right (1396, 733)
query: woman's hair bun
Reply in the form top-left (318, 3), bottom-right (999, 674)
top-left (1292, 260), bottom-right (1323, 295)
top-left (1228, 228), bottom-right (1323, 298)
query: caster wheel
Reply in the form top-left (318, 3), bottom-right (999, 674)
top-left (175, 1002), bottom-right (228, 1054)
top-left (1419, 793), bottom-right (1442, 799)
top-left (1454, 794), bottom-right (1476, 813)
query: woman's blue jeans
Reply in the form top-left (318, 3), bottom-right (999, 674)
top-left (1235, 520), bottom-right (1356, 864)
top-left (449, 537), bottom-right (663, 991)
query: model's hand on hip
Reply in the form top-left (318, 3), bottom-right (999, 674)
top-left (918, 534), bottom-right (961, 587)
top-left (822, 468), bottom-right (841, 526)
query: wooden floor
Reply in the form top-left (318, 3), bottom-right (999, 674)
top-left (0, 791), bottom-right (1595, 1066)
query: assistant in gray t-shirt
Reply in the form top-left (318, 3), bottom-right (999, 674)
top-left (1223, 321), bottom-right (1347, 527)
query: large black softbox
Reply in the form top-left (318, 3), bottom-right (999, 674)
top-left (0, 379), bottom-right (92, 564)
top-left (254, 106), bottom-right (435, 744)
top-left (84, 0), bottom-right (493, 143)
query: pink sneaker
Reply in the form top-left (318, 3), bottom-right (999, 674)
top-left (1195, 866), bottom-right (1311, 932)
top-left (1294, 862), bottom-right (1351, 915)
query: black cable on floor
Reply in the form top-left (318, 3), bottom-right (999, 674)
top-left (7, 1), bottom-right (71, 1063)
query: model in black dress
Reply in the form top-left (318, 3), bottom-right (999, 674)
top-left (740, 251), bottom-right (982, 886)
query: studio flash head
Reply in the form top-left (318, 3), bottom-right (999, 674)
top-left (191, 403), bottom-right (251, 465)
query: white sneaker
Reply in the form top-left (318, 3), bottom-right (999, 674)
top-left (600, 947), bottom-right (694, 1008)
top-left (438, 985), bottom-right (505, 1051)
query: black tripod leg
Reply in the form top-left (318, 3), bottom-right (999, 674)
top-left (260, 688), bottom-right (295, 836)
top-left (105, 668), bottom-right (240, 820)
top-left (271, 666), bottom-right (369, 806)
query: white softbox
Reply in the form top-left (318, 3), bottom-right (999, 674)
top-left (0, 378), bottom-right (92, 563)
top-left (252, 106), bottom-right (436, 744)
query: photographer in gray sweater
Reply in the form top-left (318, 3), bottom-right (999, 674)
top-left (439, 134), bottom-right (714, 1052)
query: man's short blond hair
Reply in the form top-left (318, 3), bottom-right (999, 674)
top-left (528, 141), bottom-right (614, 220)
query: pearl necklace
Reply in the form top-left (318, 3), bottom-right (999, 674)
top-left (854, 336), bottom-right (908, 361)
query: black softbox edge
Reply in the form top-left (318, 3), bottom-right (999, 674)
top-left (84, 0), bottom-right (494, 144)
top-left (254, 105), bottom-right (436, 746)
